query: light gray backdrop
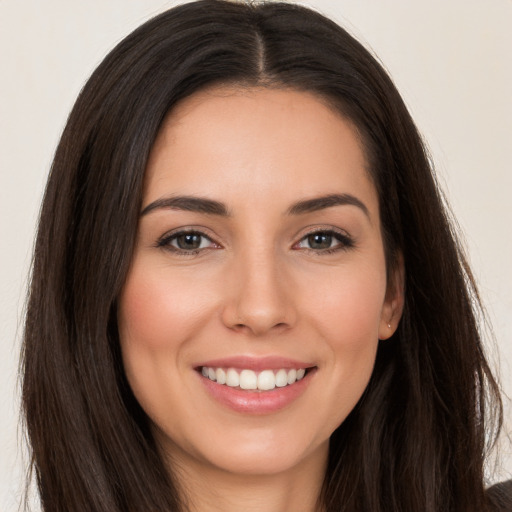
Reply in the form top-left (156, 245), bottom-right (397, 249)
top-left (1, 1), bottom-right (511, 510)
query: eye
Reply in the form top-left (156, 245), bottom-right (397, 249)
top-left (157, 230), bottom-right (218, 253)
top-left (295, 229), bottom-right (354, 252)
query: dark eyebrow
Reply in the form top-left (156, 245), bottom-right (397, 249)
top-left (141, 193), bottom-right (369, 219)
top-left (286, 193), bottom-right (370, 218)
top-left (141, 196), bottom-right (230, 217)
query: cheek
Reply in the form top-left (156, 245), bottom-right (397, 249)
top-left (116, 259), bottom-right (219, 414)
top-left (117, 260), bottom-right (216, 425)
top-left (299, 262), bottom-right (386, 423)
top-left (303, 262), bottom-right (387, 347)
top-left (118, 261), bottom-right (213, 352)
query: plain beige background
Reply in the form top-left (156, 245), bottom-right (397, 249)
top-left (1, 0), bottom-right (511, 509)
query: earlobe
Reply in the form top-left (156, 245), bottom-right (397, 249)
top-left (379, 253), bottom-right (405, 340)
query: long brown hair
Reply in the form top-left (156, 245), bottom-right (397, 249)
top-left (22, 1), bottom-right (503, 510)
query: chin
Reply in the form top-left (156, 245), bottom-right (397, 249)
top-left (155, 420), bottom-right (330, 478)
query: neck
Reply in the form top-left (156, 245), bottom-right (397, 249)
top-left (168, 444), bottom-right (328, 512)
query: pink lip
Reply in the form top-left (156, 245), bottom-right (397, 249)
top-left (195, 355), bottom-right (314, 372)
top-left (196, 357), bottom-right (317, 415)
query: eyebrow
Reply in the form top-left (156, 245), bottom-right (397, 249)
top-left (141, 196), bottom-right (230, 217)
top-left (141, 193), bottom-right (369, 219)
top-left (286, 193), bottom-right (370, 218)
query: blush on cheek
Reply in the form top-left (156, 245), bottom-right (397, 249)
top-left (314, 280), bottom-right (386, 345)
top-left (118, 264), bottom-right (215, 352)
top-left (118, 274), bottom-right (164, 350)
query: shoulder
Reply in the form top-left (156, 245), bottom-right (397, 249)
top-left (487, 480), bottom-right (512, 511)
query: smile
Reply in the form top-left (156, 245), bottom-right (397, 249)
top-left (200, 366), bottom-right (307, 391)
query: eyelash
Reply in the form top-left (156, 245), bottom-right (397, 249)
top-left (156, 228), bottom-right (355, 255)
top-left (156, 230), bottom-right (218, 255)
top-left (294, 228), bottom-right (354, 254)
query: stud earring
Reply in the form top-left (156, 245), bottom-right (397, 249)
top-left (387, 323), bottom-right (391, 329)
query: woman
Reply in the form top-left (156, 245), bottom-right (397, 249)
top-left (21, 1), bottom-right (509, 511)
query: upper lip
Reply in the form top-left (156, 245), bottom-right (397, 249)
top-left (195, 355), bottom-right (316, 372)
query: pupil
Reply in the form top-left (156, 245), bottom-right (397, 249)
top-left (308, 233), bottom-right (332, 249)
top-left (178, 234), bottom-right (201, 249)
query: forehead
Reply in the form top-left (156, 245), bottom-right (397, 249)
top-left (144, 86), bottom-right (376, 212)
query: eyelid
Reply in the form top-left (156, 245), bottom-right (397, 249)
top-left (293, 226), bottom-right (355, 252)
top-left (154, 225), bottom-right (354, 255)
top-left (156, 227), bottom-right (221, 253)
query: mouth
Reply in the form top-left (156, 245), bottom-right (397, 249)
top-left (195, 357), bottom-right (317, 413)
top-left (198, 366), bottom-right (314, 392)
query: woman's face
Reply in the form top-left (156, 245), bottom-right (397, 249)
top-left (118, 87), bottom-right (402, 478)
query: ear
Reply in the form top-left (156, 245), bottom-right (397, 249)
top-left (378, 252), bottom-right (405, 340)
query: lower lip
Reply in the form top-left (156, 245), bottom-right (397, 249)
top-left (199, 370), bottom-right (315, 414)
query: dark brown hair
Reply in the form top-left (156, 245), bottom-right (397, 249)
top-left (22, 1), bottom-right (503, 511)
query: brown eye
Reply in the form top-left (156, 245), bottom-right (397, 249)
top-left (174, 233), bottom-right (204, 250)
top-left (158, 231), bottom-right (216, 253)
top-left (295, 229), bottom-right (354, 252)
top-left (307, 233), bottom-right (333, 249)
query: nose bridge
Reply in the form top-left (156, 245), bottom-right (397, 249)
top-left (223, 243), bottom-right (294, 335)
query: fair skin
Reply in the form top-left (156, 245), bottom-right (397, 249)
top-left (118, 86), bottom-right (403, 512)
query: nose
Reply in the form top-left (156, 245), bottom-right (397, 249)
top-left (221, 249), bottom-right (297, 336)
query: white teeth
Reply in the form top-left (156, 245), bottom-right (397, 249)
top-left (275, 369), bottom-right (288, 387)
top-left (201, 366), bottom-right (309, 391)
top-left (216, 368), bottom-right (226, 384)
top-left (257, 370), bottom-right (276, 391)
top-left (226, 368), bottom-right (240, 387)
top-left (287, 369), bottom-right (297, 384)
top-left (239, 369), bottom-right (258, 390)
